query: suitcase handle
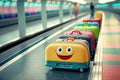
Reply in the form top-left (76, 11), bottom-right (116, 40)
top-left (66, 37), bottom-right (75, 41)
top-left (71, 30), bottom-right (81, 34)
top-left (89, 20), bottom-right (94, 22)
top-left (83, 19), bottom-right (95, 22)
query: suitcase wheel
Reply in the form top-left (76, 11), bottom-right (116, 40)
top-left (78, 68), bottom-right (84, 72)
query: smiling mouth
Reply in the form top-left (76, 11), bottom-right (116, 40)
top-left (57, 54), bottom-right (72, 60)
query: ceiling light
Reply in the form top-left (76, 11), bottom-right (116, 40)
top-left (99, 0), bottom-right (115, 3)
top-left (67, 0), bottom-right (87, 4)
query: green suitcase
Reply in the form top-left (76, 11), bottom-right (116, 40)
top-left (73, 26), bottom-right (99, 41)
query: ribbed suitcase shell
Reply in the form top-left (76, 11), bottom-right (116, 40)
top-left (73, 26), bottom-right (99, 41)
top-left (83, 18), bottom-right (102, 28)
top-left (56, 38), bottom-right (90, 48)
top-left (76, 22), bottom-right (99, 27)
top-left (58, 34), bottom-right (93, 54)
top-left (95, 11), bottom-right (103, 19)
top-left (64, 30), bottom-right (96, 52)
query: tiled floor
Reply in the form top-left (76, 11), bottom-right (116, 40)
top-left (102, 12), bottom-right (120, 80)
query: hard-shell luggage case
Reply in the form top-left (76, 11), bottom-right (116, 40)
top-left (83, 18), bottom-right (102, 29)
top-left (64, 30), bottom-right (96, 52)
top-left (95, 11), bottom-right (103, 20)
top-left (95, 11), bottom-right (103, 28)
top-left (76, 22), bottom-right (83, 26)
top-left (45, 38), bottom-right (90, 72)
top-left (58, 34), bottom-right (93, 55)
top-left (73, 26), bottom-right (99, 41)
top-left (76, 22), bottom-right (99, 28)
top-left (89, 22), bottom-right (99, 27)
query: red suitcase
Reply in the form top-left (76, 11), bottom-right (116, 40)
top-left (83, 18), bottom-right (102, 29)
top-left (64, 30), bottom-right (96, 53)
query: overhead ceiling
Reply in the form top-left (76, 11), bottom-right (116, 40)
top-left (4, 0), bottom-right (120, 4)
top-left (85, 0), bottom-right (98, 3)
top-left (64, 0), bottom-right (119, 4)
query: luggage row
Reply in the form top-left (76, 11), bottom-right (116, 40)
top-left (45, 11), bottom-right (103, 72)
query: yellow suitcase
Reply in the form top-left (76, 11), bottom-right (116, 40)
top-left (45, 38), bottom-right (90, 72)
top-left (95, 11), bottom-right (103, 19)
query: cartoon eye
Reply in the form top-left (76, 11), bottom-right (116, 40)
top-left (57, 47), bottom-right (63, 54)
top-left (66, 47), bottom-right (72, 53)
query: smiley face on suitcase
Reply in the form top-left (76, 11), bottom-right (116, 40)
top-left (45, 39), bottom-right (90, 70)
top-left (56, 46), bottom-right (73, 60)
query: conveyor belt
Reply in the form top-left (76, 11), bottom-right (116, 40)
top-left (0, 15), bottom-right (93, 80)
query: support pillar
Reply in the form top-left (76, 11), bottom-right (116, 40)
top-left (41, 0), bottom-right (47, 28)
top-left (17, 0), bottom-right (26, 37)
top-left (59, 0), bottom-right (63, 23)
